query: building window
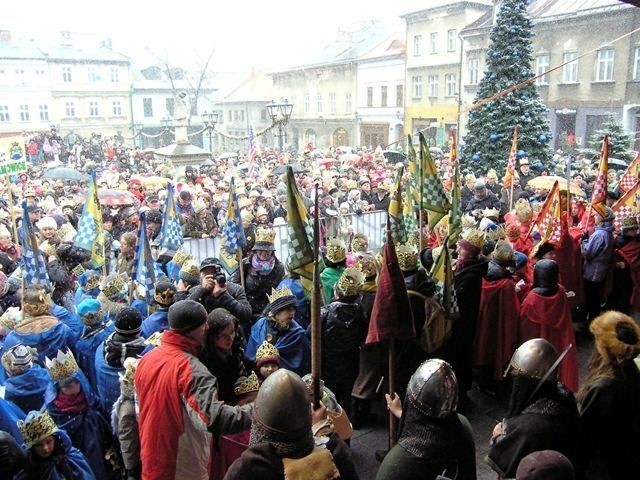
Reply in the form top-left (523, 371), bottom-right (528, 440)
top-left (329, 93), bottom-right (336, 114)
top-left (87, 66), bottom-right (99, 82)
top-left (65, 101), bottom-right (76, 117)
top-left (428, 75), bottom-right (439, 97)
top-left (413, 35), bottom-right (422, 56)
top-left (468, 58), bottom-right (480, 84)
top-left (535, 54), bottom-right (550, 85)
top-left (316, 94), bottom-right (323, 113)
top-left (261, 109), bottom-right (267, 121)
top-left (412, 76), bottom-right (422, 98)
top-left (0, 105), bottom-right (9, 122)
top-left (233, 111), bottom-right (239, 122)
top-left (15, 69), bottom-right (25, 77)
top-left (39, 104), bottom-right (49, 121)
top-left (89, 101), bottom-right (100, 117)
top-left (240, 110), bottom-right (244, 122)
top-left (227, 110), bottom-right (232, 122)
top-left (62, 66), bottom-right (72, 83)
top-left (217, 109), bottom-right (224, 124)
top-left (381, 86), bottom-right (388, 107)
top-left (562, 52), bottom-right (578, 83)
top-left (367, 87), bottom-right (373, 107)
top-left (596, 49), bottom-right (614, 82)
top-left (19, 105), bottom-right (29, 122)
top-left (396, 85), bottom-right (403, 107)
top-left (345, 93), bottom-right (352, 113)
top-left (634, 47), bottom-right (640, 81)
top-left (430, 32), bottom-right (438, 54)
top-left (110, 67), bottom-right (119, 83)
top-left (166, 98), bottom-right (174, 116)
top-left (143, 98), bottom-right (153, 117)
top-left (112, 100), bottom-right (122, 116)
top-left (447, 29), bottom-right (457, 52)
top-left (304, 94), bottom-right (310, 113)
top-left (445, 74), bottom-right (457, 97)
top-left (35, 69), bottom-right (45, 76)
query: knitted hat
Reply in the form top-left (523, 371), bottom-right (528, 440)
top-left (515, 450), bottom-right (574, 480)
top-left (114, 307), bottom-right (143, 335)
top-left (267, 286), bottom-right (297, 315)
top-left (36, 216), bottom-right (58, 231)
top-left (179, 260), bottom-right (200, 286)
top-left (168, 299), bottom-right (207, 333)
top-left (2, 344), bottom-right (37, 377)
top-left (533, 242), bottom-right (555, 260)
top-left (154, 281), bottom-right (177, 307)
top-left (77, 298), bottom-right (103, 326)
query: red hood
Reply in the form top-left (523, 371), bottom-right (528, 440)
top-left (522, 285), bottom-right (569, 329)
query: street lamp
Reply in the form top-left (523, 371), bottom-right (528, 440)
top-left (133, 123), bottom-right (143, 148)
top-left (266, 99), bottom-right (293, 153)
top-left (202, 111), bottom-right (218, 153)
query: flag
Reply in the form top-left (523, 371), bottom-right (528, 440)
top-left (403, 176), bottom-right (417, 238)
top-left (419, 132), bottom-right (450, 229)
top-left (430, 237), bottom-right (459, 319)
top-left (503, 127), bottom-right (518, 188)
top-left (612, 178), bottom-right (640, 230)
top-left (618, 153), bottom-right (640, 193)
top-left (158, 183), bottom-right (184, 257)
top-left (448, 160), bottom-right (462, 243)
top-left (388, 165), bottom-right (407, 244)
top-left (74, 172), bottom-right (105, 268)
top-left (406, 137), bottom-right (421, 207)
top-left (365, 238), bottom-right (415, 344)
top-left (132, 214), bottom-right (156, 303)
top-left (590, 136), bottom-right (609, 218)
top-left (531, 180), bottom-right (563, 252)
top-left (18, 201), bottom-right (51, 290)
top-left (443, 130), bottom-right (458, 191)
top-left (285, 166), bottom-right (323, 280)
top-left (247, 126), bottom-right (257, 178)
top-left (218, 177), bottom-right (247, 275)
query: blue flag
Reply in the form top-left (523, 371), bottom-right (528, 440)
top-left (19, 201), bottom-right (51, 290)
top-left (159, 183), bottom-right (183, 257)
top-left (218, 177), bottom-right (246, 274)
top-left (132, 214), bottom-right (156, 303)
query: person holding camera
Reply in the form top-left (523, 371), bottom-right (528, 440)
top-left (188, 258), bottom-right (253, 335)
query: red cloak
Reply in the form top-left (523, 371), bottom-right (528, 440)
top-left (519, 285), bottom-right (579, 392)
top-left (474, 277), bottom-right (520, 381)
top-left (555, 214), bottom-right (584, 307)
top-left (616, 240), bottom-right (640, 312)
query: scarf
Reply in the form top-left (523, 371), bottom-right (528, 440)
top-left (104, 333), bottom-right (146, 368)
top-left (53, 390), bottom-right (87, 414)
top-left (251, 255), bottom-right (276, 275)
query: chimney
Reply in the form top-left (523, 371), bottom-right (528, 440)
top-left (60, 31), bottom-right (72, 47)
top-left (0, 30), bottom-right (11, 43)
top-left (102, 37), bottom-right (113, 48)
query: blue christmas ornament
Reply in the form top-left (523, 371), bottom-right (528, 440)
top-left (510, 28), bottom-right (517, 34)
top-left (524, 112), bottom-right (530, 118)
top-left (538, 134), bottom-right (547, 143)
top-left (535, 161), bottom-right (543, 170)
top-left (517, 150), bottom-right (526, 158)
top-left (490, 134), bottom-right (498, 143)
top-left (472, 154), bottom-right (481, 162)
top-left (513, 50), bottom-right (519, 56)
top-left (521, 95), bottom-right (527, 100)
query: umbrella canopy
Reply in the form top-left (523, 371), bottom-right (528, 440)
top-left (98, 189), bottom-right (140, 207)
top-left (272, 164), bottom-right (306, 175)
top-left (608, 158), bottom-right (629, 170)
top-left (201, 159), bottom-right (215, 166)
top-left (382, 151), bottom-right (408, 164)
top-left (527, 175), bottom-right (585, 196)
top-left (131, 175), bottom-right (171, 189)
top-left (43, 167), bottom-right (89, 182)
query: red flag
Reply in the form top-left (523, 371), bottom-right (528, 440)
top-left (443, 130), bottom-right (458, 191)
top-left (530, 180), bottom-right (563, 256)
top-left (612, 178), bottom-right (640, 230)
top-left (503, 127), bottom-right (518, 188)
top-left (590, 136), bottom-right (609, 217)
top-left (365, 240), bottom-right (415, 344)
top-left (618, 153), bottom-right (640, 193)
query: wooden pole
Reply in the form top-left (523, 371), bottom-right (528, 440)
top-left (4, 171), bottom-right (19, 245)
top-left (509, 176), bottom-right (515, 213)
top-left (311, 184), bottom-right (322, 409)
top-left (566, 156), bottom-right (572, 219)
top-left (237, 247), bottom-right (245, 289)
top-left (388, 338), bottom-right (397, 448)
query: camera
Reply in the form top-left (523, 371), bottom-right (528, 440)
top-left (208, 265), bottom-right (227, 286)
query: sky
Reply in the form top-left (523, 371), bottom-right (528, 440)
top-left (2, 0), bottom-right (439, 71)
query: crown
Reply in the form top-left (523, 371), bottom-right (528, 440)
top-left (256, 340), bottom-right (280, 365)
top-left (145, 331), bottom-right (163, 347)
top-left (485, 225), bottom-right (505, 242)
top-left (326, 238), bottom-right (346, 263)
top-left (621, 215), bottom-right (638, 229)
top-left (397, 243), bottom-right (419, 271)
top-left (355, 253), bottom-right (377, 279)
top-left (482, 207), bottom-right (500, 219)
top-left (100, 274), bottom-right (127, 299)
top-left (58, 223), bottom-right (76, 242)
top-left (461, 214), bottom-right (477, 229)
top-left (351, 233), bottom-right (369, 252)
top-left (267, 285), bottom-right (294, 304)
top-left (336, 267), bottom-right (365, 296)
top-left (505, 223), bottom-right (521, 239)
top-left (234, 371), bottom-right (260, 397)
top-left (172, 249), bottom-right (188, 266)
top-left (0, 307), bottom-right (22, 330)
top-left (255, 225), bottom-right (276, 244)
top-left (39, 240), bottom-right (57, 258)
top-left (45, 348), bottom-right (79, 382)
top-left (23, 289), bottom-right (52, 317)
top-left (179, 261), bottom-right (200, 282)
top-left (71, 263), bottom-right (86, 277)
top-left (493, 240), bottom-right (515, 263)
top-left (154, 285), bottom-right (177, 306)
top-left (515, 199), bottom-right (533, 223)
top-left (18, 410), bottom-right (59, 448)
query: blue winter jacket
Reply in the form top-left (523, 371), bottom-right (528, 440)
top-left (582, 225), bottom-right (614, 282)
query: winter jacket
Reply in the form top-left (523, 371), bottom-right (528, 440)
top-left (230, 257), bottom-right (285, 321)
top-left (134, 329), bottom-right (253, 480)
top-left (189, 282), bottom-right (253, 327)
top-left (582, 225), bottom-right (614, 282)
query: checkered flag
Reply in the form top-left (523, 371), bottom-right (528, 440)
top-left (18, 201), bottom-right (51, 290)
top-left (531, 181), bottom-right (563, 254)
top-left (74, 172), bottom-right (104, 268)
top-left (430, 236), bottom-right (459, 319)
top-left (132, 215), bottom-right (156, 303)
top-left (285, 166), bottom-right (323, 280)
top-left (159, 183), bottom-right (184, 257)
top-left (388, 166), bottom-right (407, 244)
top-left (419, 133), bottom-right (451, 229)
top-left (222, 178), bottom-right (246, 254)
top-left (590, 136), bottom-right (609, 218)
top-left (612, 179), bottom-right (640, 230)
top-left (618, 154), bottom-right (639, 193)
top-left (503, 127), bottom-right (518, 188)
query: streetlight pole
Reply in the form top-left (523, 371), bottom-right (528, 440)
top-left (133, 123), bottom-right (143, 149)
top-left (266, 99), bottom-right (294, 153)
top-left (202, 111), bottom-right (218, 154)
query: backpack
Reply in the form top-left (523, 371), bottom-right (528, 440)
top-left (407, 290), bottom-right (452, 354)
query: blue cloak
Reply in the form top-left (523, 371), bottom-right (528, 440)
top-left (45, 369), bottom-right (111, 480)
top-left (52, 304), bottom-right (82, 341)
top-left (4, 365), bottom-right (51, 414)
top-left (131, 299), bottom-right (149, 320)
top-left (141, 309), bottom-right (169, 338)
top-left (93, 343), bottom-right (123, 414)
top-left (245, 317), bottom-right (309, 376)
top-left (0, 396), bottom-right (25, 444)
top-left (75, 322), bottom-right (114, 392)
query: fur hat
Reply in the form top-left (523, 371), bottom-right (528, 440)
top-left (590, 311), bottom-right (640, 365)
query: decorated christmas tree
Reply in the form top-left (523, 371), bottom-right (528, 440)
top-left (581, 114), bottom-right (635, 163)
top-left (462, 0), bottom-right (552, 173)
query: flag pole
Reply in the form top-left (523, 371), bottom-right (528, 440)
top-left (311, 184), bottom-right (322, 409)
top-left (417, 134), bottom-right (424, 253)
top-left (4, 170), bottom-right (19, 245)
top-left (384, 216), bottom-right (398, 448)
top-left (237, 247), bottom-right (245, 289)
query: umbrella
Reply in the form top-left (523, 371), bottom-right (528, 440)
top-left (608, 158), bottom-right (629, 170)
top-left (131, 175), bottom-right (171, 189)
top-left (382, 151), bottom-right (408, 164)
top-left (98, 189), bottom-right (140, 207)
top-left (201, 159), bottom-right (214, 166)
top-left (527, 175), bottom-right (585, 196)
top-left (43, 167), bottom-right (89, 182)
top-left (272, 165), bottom-right (307, 175)
top-left (316, 157), bottom-right (337, 167)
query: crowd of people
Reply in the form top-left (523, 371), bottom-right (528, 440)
top-left (0, 127), bottom-right (638, 480)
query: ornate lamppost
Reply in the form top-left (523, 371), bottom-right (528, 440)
top-left (266, 99), bottom-right (294, 153)
top-left (202, 111), bottom-right (219, 153)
